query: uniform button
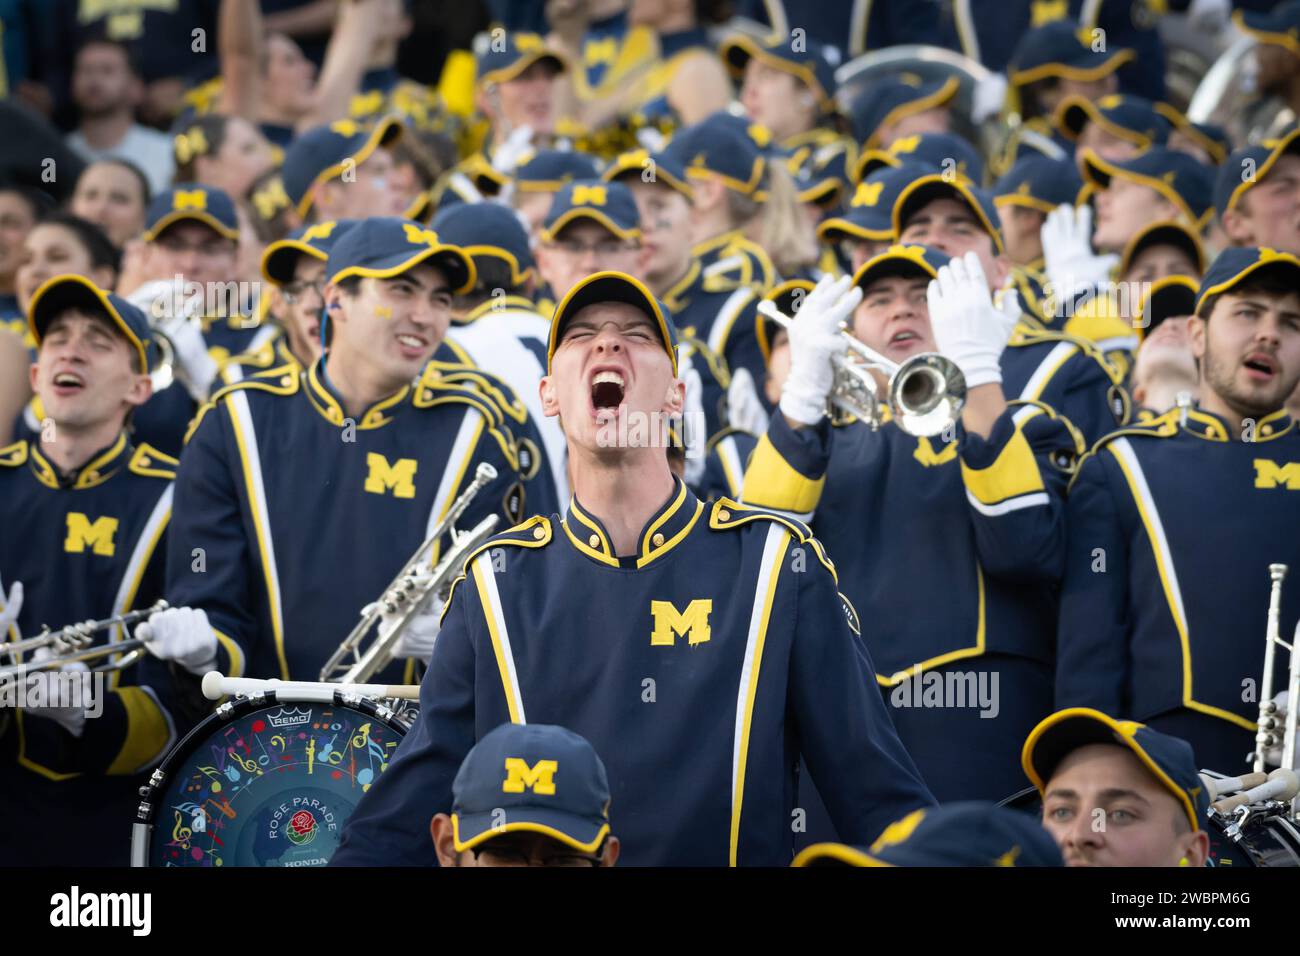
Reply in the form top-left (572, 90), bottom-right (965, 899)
top-left (588, 534), bottom-right (600, 548)
top-left (532, 526), bottom-right (546, 540)
top-left (652, 532), bottom-right (665, 547)
top-left (717, 509), bottom-right (730, 521)
top-left (86, 471), bottom-right (99, 481)
top-left (1262, 425), bottom-right (1273, 436)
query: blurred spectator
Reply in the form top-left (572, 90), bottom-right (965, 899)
top-left (261, 0), bottom-right (341, 66)
top-left (0, 183), bottom-right (49, 324)
top-left (171, 114), bottom-right (275, 204)
top-left (68, 158), bottom-right (151, 250)
top-left (65, 40), bottom-right (174, 195)
top-left (14, 212), bottom-right (119, 318)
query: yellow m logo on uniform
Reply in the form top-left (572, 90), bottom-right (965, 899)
top-left (852, 181), bottom-right (884, 208)
top-left (650, 599), bottom-right (712, 646)
top-left (914, 437), bottom-right (958, 468)
top-left (571, 184), bottom-right (607, 206)
top-left (585, 36), bottom-right (618, 66)
top-left (64, 513), bottom-right (119, 556)
top-left (172, 189), bottom-right (208, 211)
top-left (1254, 459), bottom-right (1300, 490)
top-left (502, 757), bottom-right (558, 794)
top-left (402, 224), bottom-right (441, 247)
top-left (364, 453), bottom-right (417, 498)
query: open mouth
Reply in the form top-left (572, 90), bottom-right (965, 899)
top-left (52, 371), bottom-right (86, 394)
top-left (1243, 352), bottom-right (1277, 380)
top-left (395, 332), bottom-right (428, 357)
top-left (590, 369), bottom-right (626, 413)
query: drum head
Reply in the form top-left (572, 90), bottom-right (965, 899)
top-left (1206, 812), bottom-right (1300, 868)
top-left (133, 692), bottom-right (410, 867)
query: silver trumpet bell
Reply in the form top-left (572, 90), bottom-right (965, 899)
top-left (758, 300), bottom-right (966, 437)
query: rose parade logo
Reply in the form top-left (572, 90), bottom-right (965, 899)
top-left (269, 797), bottom-right (336, 844)
top-left (286, 810), bottom-right (317, 846)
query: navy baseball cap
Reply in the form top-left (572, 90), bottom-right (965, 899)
top-left (1023, 708), bottom-right (1210, 833)
top-left (850, 75), bottom-right (960, 150)
top-left (1193, 246), bottom-right (1300, 316)
top-left (547, 270), bottom-right (677, 376)
top-left (1215, 128), bottom-right (1300, 220)
top-left (1117, 220), bottom-right (1206, 279)
top-left (1154, 102), bottom-right (1229, 166)
top-left (1082, 147), bottom-right (1216, 228)
top-left (1056, 94), bottom-right (1171, 151)
top-left (993, 155), bottom-right (1084, 214)
top-left (853, 131), bottom-right (984, 188)
top-left (476, 32), bottom-right (567, 87)
top-left (1234, 1), bottom-right (1300, 56)
top-left (792, 803), bottom-right (1064, 867)
top-left (666, 116), bottom-right (767, 197)
top-left (893, 173), bottom-right (1005, 254)
top-left (1135, 274), bottom-right (1199, 339)
top-left (450, 723), bottom-right (611, 855)
top-left (143, 183), bottom-right (239, 242)
top-left (719, 31), bottom-right (840, 113)
top-left (325, 217), bottom-right (475, 294)
top-left (851, 243), bottom-right (950, 292)
top-left (602, 148), bottom-right (695, 200)
top-left (431, 202), bottom-right (535, 288)
top-left (797, 144), bottom-right (851, 208)
top-left (818, 164), bottom-right (930, 243)
top-left (261, 219), bottom-right (356, 286)
top-left (539, 179), bottom-right (641, 243)
top-left (514, 149), bottom-right (600, 193)
top-left (28, 274), bottom-right (154, 374)
top-left (282, 116), bottom-right (405, 219)
top-left (1009, 20), bottom-right (1134, 88)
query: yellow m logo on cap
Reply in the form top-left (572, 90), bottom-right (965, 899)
top-left (650, 599), bottom-right (712, 646)
top-left (514, 33), bottom-right (545, 51)
top-left (329, 119), bottom-right (362, 137)
top-left (890, 136), bottom-right (921, 156)
top-left (64, 513), bottom-right (119, 556)
top-left (402, 223), bottom-right (441, 247)
top-left (852, 182), bottom-right (884, 207)
top-left (571, 184), bottom-right (607, 206)
top-left (302, 221), bottom-right (337, 242)
top-left (173, 189), bottom-right (208, 211)
top-left (1254, 459), bottom-right (1300, 490)
top-left (502, 757), bottom-right (558, 794)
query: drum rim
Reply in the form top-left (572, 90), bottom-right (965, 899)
top-left (131, 690), bottom-right (408, 866)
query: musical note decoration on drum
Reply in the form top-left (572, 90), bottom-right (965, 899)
top-left (132, 690), bottom-right (409, 867)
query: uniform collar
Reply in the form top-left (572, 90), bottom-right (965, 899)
top-left (661, 257), bottom-right (702, 312)
top-left (1179, 406), bottom-right (1293, 442)
top-left (28, 432), bottom-right (130, 490)
top-left (561, 475), bottom-right (704, 569)
top-left (304, 359), bottom-right (410, 429)
top-left (691, 229), bottom-right (744, 261)
top-left (457, 294), bottom-right (539, 323)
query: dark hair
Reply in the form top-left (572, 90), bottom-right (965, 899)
top-left (79, 156), bottom-right (152, 206)
top-left (34, 212), bottom-right (121, 274)
top-left (1196, 275), bottom-right (1299, 320)
top-left (0, 181), bottom-right (54, 222)
top-left (1018, 78), bottom-right (1061, 121)
top-left (456, 256), bottom-right (523, 308)
top-left (173, 114), bottom-right (240, 181)
top-left (74, 36), bottom-right (143, 79)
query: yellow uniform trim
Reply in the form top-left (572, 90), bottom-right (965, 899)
top-left (877, 565), bottom-right (987, 684)
top-left (637, 499), bottom-right (703, 569)
top-left (740, 434), bottom-right (827, 515)
top-left (960, 427), bottom-right (1046, 505)
top-left (16, 712), bottom-right (78, 781)
top-left (791, 842), bottom-right (892, 867)
top-left (472, 558), bottom-right (523, 723)
top-left (106, 686), bottom-right (172, 775)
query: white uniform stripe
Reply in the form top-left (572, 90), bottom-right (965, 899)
top-left (474, 551), bottom-right (526, 723)
top-left (1017, 341), bottom-right (1077, 402)
top-left (708, 288), bottom-right (756, 358)
top-left (717, 438), bottom-right (745, 497)
top-left (965, 488), bottom-right (1051, 516)
top-left (426, 407), bottom-right (483, 539)
top-left (228, 391), bottom-right (285, 647)
top-left (110, 484), bottom-right (174, 641)
top-left (1110, 438), bottom-right (1189, 635)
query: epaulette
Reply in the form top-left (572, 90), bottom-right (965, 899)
top-left (0, 440), bottom-right (28, 468)
top-left (708, 498), bottom-right (837, 582)
top-left (702, 238), bottom-right (775, 294)
top-left (706, 426), bottom-right (758, 453)
top-left (185, 364), bottom-right (301, 445)
top-left (1008, 399), bottom-right (1087, 474)
top-left (1008, 324), bottom-right (1127, 386)
top-left (128, 443), bottom-right (179, 480)
top-left (1067, 408), bottom-right (1182, 492)
top-left (225, 336), bottom-right (280, 373)
top-left (424, 361), bottom-right (529, 425)
top-left (439, 515), bottom-right (554, 623)
top-left (412, 376), bottom-right (519, 470)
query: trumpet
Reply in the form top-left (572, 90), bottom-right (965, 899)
top-left (0, 600), bottom-right (169, 679)
top-left (318, 462), bottom-right (501, 684)
top-left (757, 300), bottom-right (966, 437)
top-left (1256, 564), bottom-right (1300, 786)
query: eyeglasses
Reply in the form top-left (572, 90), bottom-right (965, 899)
top-left (549, 238), bottom-right (635, 257)
top-left (470, 842), bottom-right (602, 867)
top-left (282, 279), bottom-right (325, 304)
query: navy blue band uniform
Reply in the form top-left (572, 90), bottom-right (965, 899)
top-left (333, 478), bottom-right (935, 866)
top-left (742, 401), bottom-right (1085, 803)
top-left (0, 434), bottom-right (195, 865)
top-left (1056, 407), bottom-right (1300, 772)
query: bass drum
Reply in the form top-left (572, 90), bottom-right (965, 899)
top-left (999, 786), bottom-right (1300, 866)
top-left (131, 689), bottom-right (412, 867)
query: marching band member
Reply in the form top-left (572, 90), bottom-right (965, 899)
top-left (1054, 94), bottom-right (1169, 171)
top-left (333, 269), bottom-right (934, 866)
top-left (742, 245), bottom-right (1081, 803)
top-left (163, 218), bottom-right (531, 690)
top-left (1022, 708), bottom-right (1210, 868)
top-left (993, 156), bottom-right (1083, 274)
top-left (1215, 130), bottom-right (1300, 257)
top-left (848, 76), bottom-right (958, 156)
top-left (430, 723), bottom-right (621, 868)
top-left (892, 173), bottom-right (1130, 445)
top-left (1129, 276), bottom-right (1201, 416)
top-left (1082, 147), bottom-right (1215, 257)
top-left (533, 178), bottom-right (645, 310)
top-left (0, 276), bottom-right (230, 865)
top-left (818, 164), bottom-right (931, 274)
top-left (507, 149), bottom-right (600, 237)
top-left (280, 116), bottom-right (408, 226)
top-left (1056, 248), bottom-right (1300, 772)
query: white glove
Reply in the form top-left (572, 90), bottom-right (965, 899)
top-left (373, 582), bottom-right (440, 665)
top-left (491, 125), bottom-right (535, 176)
top-left (1187, 0), bottom-right (1231, 33)
top-left (0, 579), bottom-right (23, 641)
top-left (778, 275), bottom-right (863, 426)
top-left (679, 354), bottom-right (707, 489)
top-left (22, 647), bottom-right (92, 738)
top-left (128, 279), bottom-right (219, 401)
top-left (926, 251), bottom-right (1017, 389)
top-left (971, 74), bottom-right (1008, 125)
top-left (1040, 204), bottom-right (1118, 303)
top-left (136, 606), bottom-right (218, 675)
